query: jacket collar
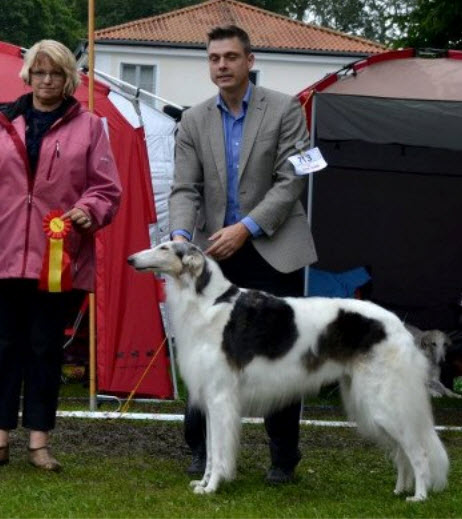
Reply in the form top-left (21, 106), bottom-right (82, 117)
top-left (208, 85), bottom-right (267, 190)
top-left (0, 93), bottom-right (79, 123)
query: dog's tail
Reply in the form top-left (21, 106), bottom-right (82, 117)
top-left (425, 428), bottom-right (449, 491)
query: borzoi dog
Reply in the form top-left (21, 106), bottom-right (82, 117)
top-left (128, 241), bottom-right (448, 501)
top-left (406, 325), bottom-right (461, 399)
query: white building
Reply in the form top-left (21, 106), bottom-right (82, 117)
top-left (94, 0), bottom-right (385, 108)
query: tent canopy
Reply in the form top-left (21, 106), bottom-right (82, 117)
top-left (299, 49), bottom-right (462, 329)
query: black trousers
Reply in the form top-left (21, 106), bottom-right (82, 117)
top-left (0, 279), bottom-right (75, 431)
top-left (184, 242), bottom-right (304, 470)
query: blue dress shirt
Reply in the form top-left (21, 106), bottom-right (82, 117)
top-left (217, 85), bottom-right (262, 237)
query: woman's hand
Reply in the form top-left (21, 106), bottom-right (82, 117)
top-left (62, 208), bottom-right (93, 232)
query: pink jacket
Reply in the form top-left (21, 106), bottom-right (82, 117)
top-left (0, 96), bottom-right (122, 291)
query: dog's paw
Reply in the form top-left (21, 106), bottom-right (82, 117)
top-left (189, 479), bottom-right (205, 488)
top-left (406, 494), bottom-right (426, 503)
top-left (193, 485), bottom-right (215, 495)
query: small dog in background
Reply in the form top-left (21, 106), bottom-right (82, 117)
top-left (406, 324), bottom-right (461, 398)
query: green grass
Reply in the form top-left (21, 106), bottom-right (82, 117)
top-left (3, 381), bottom-right (460, 518)
top-left (1, 421), bottom-right (461, 518)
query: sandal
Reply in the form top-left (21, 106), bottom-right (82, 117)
top-left (0, 445), bottom-right (9, 466)
top-left (28, 446), bottom-right (61, 472)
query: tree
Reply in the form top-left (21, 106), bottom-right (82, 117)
top-left (398, 0), bottom-right (462, 49)
top-left (72, 0), bottom-right (197, 31)
top-left (248, 0), bottom-right (417, 45)
top-left (0, 0), bottom-right (83, 49)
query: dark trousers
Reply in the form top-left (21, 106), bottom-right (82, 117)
top-left (185, 242), bottom-right (304, 470)
top-left (0, 279), bottom-right (74, 431)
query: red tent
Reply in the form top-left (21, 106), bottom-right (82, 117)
top-left (0, 41), bottom-right (173, 398)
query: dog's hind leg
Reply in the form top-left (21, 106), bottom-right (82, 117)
top-left (393, 446), bottom-right (414, 495)
top-left (344, 364), bottom-right (433, 501)
top-left (401, 442), bottom-right (430, 502)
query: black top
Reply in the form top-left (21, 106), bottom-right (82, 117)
top-left (0, 93), bottom-right (76, 175)
top-left (25, 99), bottom-right (69, 174)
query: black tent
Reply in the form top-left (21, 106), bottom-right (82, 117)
top-left (298, 49), bottom-right (462, 330)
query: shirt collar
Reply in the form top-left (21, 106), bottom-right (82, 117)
top-left (216, 83), bottom-right (252, 114)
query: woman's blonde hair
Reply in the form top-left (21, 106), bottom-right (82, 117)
top-left (20, 40), bottom-right (80, 97)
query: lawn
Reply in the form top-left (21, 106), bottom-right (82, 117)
top-left (1, 383), bottom-right (461, 518)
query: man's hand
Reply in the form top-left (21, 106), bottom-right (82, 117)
top-left (62, 208), bottom-right (92, 232)
top-left (205, 223), bottom-right (250, 261)
top-left (172, 234), bottom-right (188, 242)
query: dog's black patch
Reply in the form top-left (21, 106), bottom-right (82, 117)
top-left (222, 290), bottom-right (298, 369)
top-left (214, 285), bottom-right (239, 305)
top-left (304, 309), bottom-right (386, 370)
top-left (195, 261), bottom-right (211, 295)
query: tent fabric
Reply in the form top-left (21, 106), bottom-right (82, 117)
top-left (0, 43), bottom-right (173, 398)
top-left (107, 89), bottom-right (176, 245)
top-left (76, 78), bottom-right (173, 398)
top-left (324, 57), bottom-right (462, 100)
top-left (299, 49), bottom-right (462, 330)
top-left (316, 94), bottom-right (462, 152)
top-left (316, 139), bottom-right (462, 176)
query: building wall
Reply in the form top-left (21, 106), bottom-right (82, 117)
top-left (95, 43), bottom-right (357, 108)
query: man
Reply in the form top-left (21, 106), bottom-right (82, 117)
top-left (169, 25), bottom-right (317, 484)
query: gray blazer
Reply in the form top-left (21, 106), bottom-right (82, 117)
top-left (169, 85), bottom-right (317, 273)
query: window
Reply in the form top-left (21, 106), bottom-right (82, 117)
top-left (121, 64), bottom-right (156, 105)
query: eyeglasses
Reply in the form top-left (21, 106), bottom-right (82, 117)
top-left (30, 70), bottom-right (65, 81)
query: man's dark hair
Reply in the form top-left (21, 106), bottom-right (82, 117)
top-left (207, 25), bottom-right (252, 54)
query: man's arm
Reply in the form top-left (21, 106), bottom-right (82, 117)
top-left (169, 111), bottom-right (204, 238)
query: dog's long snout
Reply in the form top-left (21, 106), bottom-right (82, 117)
top-left (127, 255), bottom-right (136, 266)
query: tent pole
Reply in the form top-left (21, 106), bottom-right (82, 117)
top-left (304, 94), bottom-right (317, 297)
top-left (87, 0), bottom-right (97, 412)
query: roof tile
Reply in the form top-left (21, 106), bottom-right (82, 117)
top-left (95, 0), bottom-right (385, 54)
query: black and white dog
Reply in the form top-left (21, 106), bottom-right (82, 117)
top-left (128, 241), bottom-right (448, 501)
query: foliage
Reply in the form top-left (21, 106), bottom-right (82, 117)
top-left (397, 0), bottom-right (462, 49)
top-left (72, 0), bottom-right (198, 31)
top-left (249, 0), bottom-right (417, 45)
top-left (0, 0), bottom-right (83, 50)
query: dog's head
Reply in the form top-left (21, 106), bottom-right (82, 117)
top-left (421, 330), bottom-right (452, 365)
top-left (128, 241), bottom-right (206, 279)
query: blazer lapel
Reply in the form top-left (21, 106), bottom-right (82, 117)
top-left (239, 87), bottom-right (266, 180)
top-left (208, 102), bottom-right (227, 192)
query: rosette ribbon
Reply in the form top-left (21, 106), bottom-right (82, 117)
top-left (39, 210), bottom-right (72, 292)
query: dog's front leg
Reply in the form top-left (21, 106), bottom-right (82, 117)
top-left (193, 394), bottom-right (241, 494)
top-left (189, 408), bottom-right (213, 490)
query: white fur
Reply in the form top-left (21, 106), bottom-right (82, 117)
top-left (128, 242), bottom-right (449, 500)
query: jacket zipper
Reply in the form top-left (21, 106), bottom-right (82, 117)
top-left (46, 140), bottom-right (60, 180)
top-left (21, 178), bottom-right (34, 277)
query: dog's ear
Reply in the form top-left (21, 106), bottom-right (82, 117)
top-left (182, 247), bottom-right (204, 274)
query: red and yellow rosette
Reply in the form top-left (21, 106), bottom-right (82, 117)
top-left (39, 210), bottom-right (72, 292)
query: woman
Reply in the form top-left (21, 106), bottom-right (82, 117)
top-left (0, 40), bottom-right (121, 471)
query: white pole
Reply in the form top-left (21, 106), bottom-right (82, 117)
top-left (304, 94), bottom-right (317, 297)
